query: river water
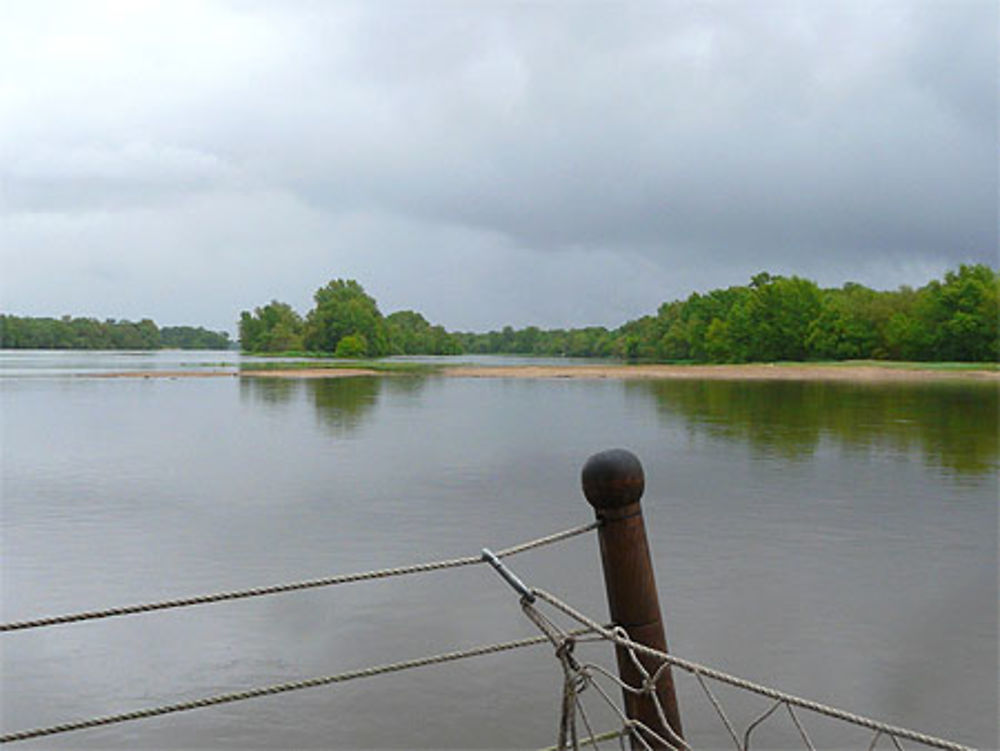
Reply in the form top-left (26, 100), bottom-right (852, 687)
top-left (2, 351), bottom-right (997, 749)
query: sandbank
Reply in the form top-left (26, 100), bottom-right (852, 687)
top-left (241, 368), bottom-right (379, 378)
top-left (86, 364), bottom-right (998, 382)
top-left (441, 363), bottom-right (1000, 382)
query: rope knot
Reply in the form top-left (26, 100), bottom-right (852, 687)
top-left (640, 675), bottom-right (657, 696)
top-left (555, 635), bottom-right (576, 661)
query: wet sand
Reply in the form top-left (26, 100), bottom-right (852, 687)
top-left (239, 368), bottom-right (379, 378)
top-left (441, 363), bottom-right (1000, 382)
top-left (89, 364), bottom-right (998, 382)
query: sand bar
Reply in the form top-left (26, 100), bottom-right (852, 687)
top-left (442, 363), bottom-right (1000, 382)
top-left (241, 368), bottom-right (379, 378)
top-left (85, 364), bottom-right (998, 382)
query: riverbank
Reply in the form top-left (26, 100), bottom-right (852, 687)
top-left (444, 363), bottom-right (1000, 381)
top-left (88, 362), bottom-right (1000, 382)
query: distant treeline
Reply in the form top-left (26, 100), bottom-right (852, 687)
top-left (613, 264), bottom-right (998, 363)
top-left (0, 315), bottom-right (232, 350)
top-left (239, 280), bottom-right (462, 358)
top-left (241, 264), bottom-right (998, 363)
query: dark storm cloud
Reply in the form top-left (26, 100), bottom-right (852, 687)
top-left (286, 1), bottom-right (996, 262)
top-left (1, 1), bottom-right (995, 331)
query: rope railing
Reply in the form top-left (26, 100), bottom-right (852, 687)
top-left (0, 521), bottom-right (598, 633)
top-left (0, 521), bottom-right (599, 744)
top-left (0, 630), bottom-right (595, 744)
top-left (517, 587), bottom-right (977, 751)
top-left (1, 518), bottom-right (981, 751)
top-left (3, 445), bottom-right (982, 751)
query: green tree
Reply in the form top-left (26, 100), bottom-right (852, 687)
top-left (0, 315), bottom-right (179, 349)
top-left (704, 318), bottom-right (733, 362)
top-left (161, 325), bottom-right (228, 349)
top-left (334, 333), bottom-right (368, 358)
top-left (303, 279), bottom-right (389, 356)
top-left (239, 301), bottom-right (303, 353)
top-left (385, 310), bottom-right (463, 355)
top-left (733, 275), bottom-right (822, 361)
top-left (921, 264), bottom-right (999, 361)
top-left (806, 283), bottom-right (883, 360)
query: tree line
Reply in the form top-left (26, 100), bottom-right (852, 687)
top-left (615, 264), bottom-right (997, 362)
top-left (0, 315), bottom-right (232, 350)
top-left (239, 280), bottom-right (462, 357)
top-left (240, 264), bottom-right (998, 363)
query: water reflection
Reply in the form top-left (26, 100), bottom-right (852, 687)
top-left (307, 378), bottom-right (381, 434)
top-left (239, 375), bottom-right (429, 435)
top-left (631, 379), bottom-right (999, 477)
top-left (238, 375), bottom-right (301, 405)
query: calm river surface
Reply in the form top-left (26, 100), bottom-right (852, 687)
top-left (2, 351), bottom-right (997, 749)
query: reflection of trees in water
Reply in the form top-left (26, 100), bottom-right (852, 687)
top-left (306, 377), bottom-right (381, 434)
top-left (239, 375), bottom-right (429, 435)
top-left (239, 376), bottom-right (300, 406)
top-left (631, 380), bottom-right (999, 476)
top-left (380, 374), bottom-right (429, 398)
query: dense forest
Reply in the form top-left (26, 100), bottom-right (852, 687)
top-left (240, 264), bottom-right (998, 363)
top-left (0, 315), bottom-right (231, 350)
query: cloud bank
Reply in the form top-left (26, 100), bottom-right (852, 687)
top-left (2, 1), bottom-right (996, 332)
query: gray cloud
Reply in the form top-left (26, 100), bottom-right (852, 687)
top-left (1, 1), bottom-right (995, 333)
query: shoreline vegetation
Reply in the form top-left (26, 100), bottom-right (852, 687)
top-left (89, 360), bottom-right (1000, 382)
top-left (237, 265), bottom-right (999, 364)
top-left (0, 317), bottom-right (231, 350)
top-left (4, 264), bottom-right (997, 366)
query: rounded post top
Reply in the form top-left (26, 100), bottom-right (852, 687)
top-left (581, 448), bottom-right (645, 510)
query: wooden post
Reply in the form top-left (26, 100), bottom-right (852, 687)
top-left (582, 449), bottom-right (683, 749)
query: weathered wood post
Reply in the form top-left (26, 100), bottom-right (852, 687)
top-left (582, 448), bottom-right (683, 749)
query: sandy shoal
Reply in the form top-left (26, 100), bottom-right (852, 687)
top-left (86, 364), bottom-right (998, 382)
top-left (242, 368), bottom-right (379, 378)
top-left (441, 364), bottom-right (1000, 382)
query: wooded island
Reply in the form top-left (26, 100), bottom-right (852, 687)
top-left (239, 264), bottom-right (998, 363)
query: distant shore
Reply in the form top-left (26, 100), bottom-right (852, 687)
top-left (89, 363), bottom-right (1000, 382)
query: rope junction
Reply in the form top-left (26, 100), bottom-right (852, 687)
top-left (515, 586), bottom-right (977, 751)
top-left (1, 521), bottom-right (979, 751)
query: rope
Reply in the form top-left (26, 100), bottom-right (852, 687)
top-left (4, 526), bottom-right (978, 751)
top-left (536, 728), bottom-right (626, 751)
top-left (0, 521), bottom-right (598, 633)
top-left (526, 588), bottom-right (977, 751)
top-left (1, 630), bottom-right (594, 744)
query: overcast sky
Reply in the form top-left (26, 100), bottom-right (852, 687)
top-left (1, 1), bottom-right (996, 334)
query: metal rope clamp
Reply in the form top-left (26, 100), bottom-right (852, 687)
top-left (481, 548), bottom-right (536, 604)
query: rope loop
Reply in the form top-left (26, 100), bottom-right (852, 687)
top-left (555, 634), bottom-right (576, 662)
